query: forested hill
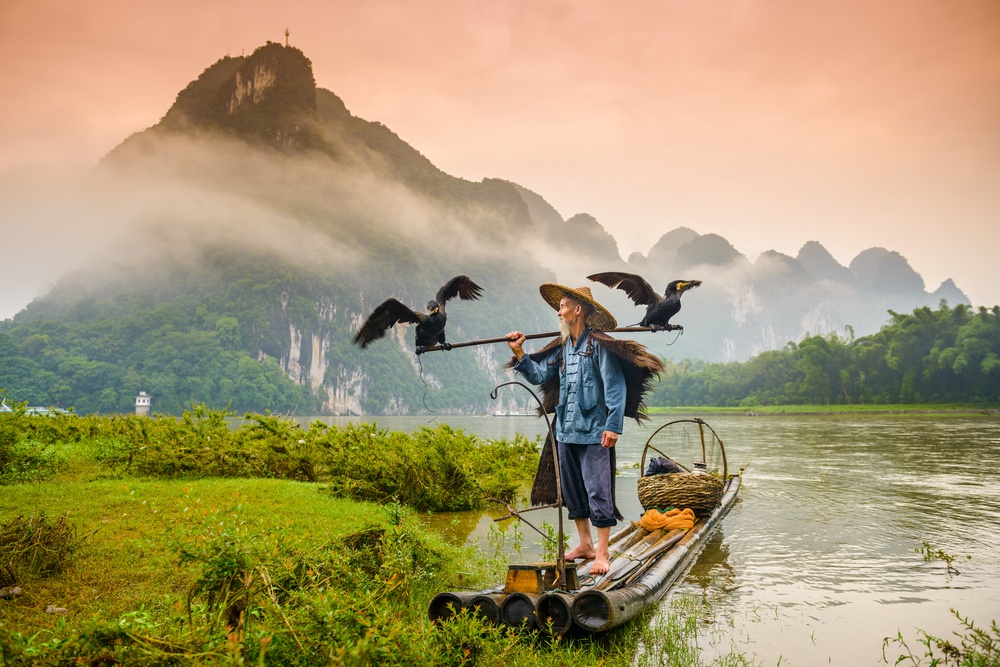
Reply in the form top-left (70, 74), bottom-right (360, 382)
top-left (0, 42), bottom-right (976, 415)
top-left (3, 43), bottom-right (558, 415)
top-left (651, 303), bottom-right (1000, 407)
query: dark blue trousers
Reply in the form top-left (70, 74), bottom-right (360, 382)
top-left (558, 441), bottom-right (617, 528)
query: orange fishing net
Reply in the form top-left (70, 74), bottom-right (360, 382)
top-left (638, 507), bottom-right (695, 531)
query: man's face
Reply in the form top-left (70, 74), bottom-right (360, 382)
top-left (558, 297), bottom-right (582, 326)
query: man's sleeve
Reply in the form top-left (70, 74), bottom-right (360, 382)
top-left (598, 346), bottom-right (626, 433)
top-left (513, 347), bottom-right (558, 386)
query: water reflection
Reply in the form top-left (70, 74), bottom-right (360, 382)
top-left (419, 509), bottom-right (487, 547)
top-left (681, 529), bottom-right (737, 599)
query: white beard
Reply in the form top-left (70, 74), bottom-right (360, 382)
top-left (559, 318), bottom-right (571, 343)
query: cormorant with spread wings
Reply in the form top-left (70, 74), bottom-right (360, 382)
top-left (588, 272), bottom-right (701, 331)
top-left (353, 275), bottom-right (484, 353)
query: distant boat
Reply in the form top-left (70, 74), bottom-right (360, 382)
top-left (493, 409), bottom-right (535, 417)
top-left (25, 406), bottom-right (71, 416)
top-left (0, 401), bottom-right (70, 416)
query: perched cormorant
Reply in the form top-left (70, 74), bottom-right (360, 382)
top-left (588, 272), bottom-right (701, 331)
top-left (353, 275), bottom-right (483, 353)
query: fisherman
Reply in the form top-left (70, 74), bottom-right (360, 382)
top-left (506, 284), bottom-right (626, 575)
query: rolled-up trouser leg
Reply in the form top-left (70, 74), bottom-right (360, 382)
top-left (558, 441), bottom-right (616, 528)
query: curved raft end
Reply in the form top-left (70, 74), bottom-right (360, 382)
top-left (536, 591), bottom-right (576, 637)
top-left (573, 586), bottom-right (648, 633)
top-left (572, 589), bottom-right (615, 632)
top-left (428, 591), bottom-right (481, 623)
top-left (501, 592), bottom-right (541, 630)
top-left (468, 593), bottom-right (506, 625)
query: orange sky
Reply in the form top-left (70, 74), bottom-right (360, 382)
top-left (2, 0), bottom-right (999, 317)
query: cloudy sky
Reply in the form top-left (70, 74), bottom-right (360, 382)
top-left (2, 0), bottom-right (999, 318)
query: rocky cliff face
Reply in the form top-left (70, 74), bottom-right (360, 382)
top-left (112, 42), bottom-right (321, 154)
top-left (228, 61), bottom-right (278, 113)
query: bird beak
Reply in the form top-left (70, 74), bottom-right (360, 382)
top-left (678, 280), bottom-right (702, 292)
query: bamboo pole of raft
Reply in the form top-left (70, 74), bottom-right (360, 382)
top-left (500, 592), bottom-right (543, 630)
top-left (571, 475), bottom-right (743, 633)
top-left (575, 525), bottom-right (649, 579)
top-left (420, 325), bottom-right (683, 353)
top-left (467, 592), bottom-right (507, 625)
top-left (592, 529), bottom-right (687, 591)
top-left (428, 588), bottom-right (503, 622)
top-left (536, 590), bottom-right (577, 637)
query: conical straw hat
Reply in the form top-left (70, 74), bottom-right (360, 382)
top-left (538, 283), bottom-right (617, 331)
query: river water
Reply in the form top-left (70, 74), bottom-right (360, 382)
top-left (308, 413), bottom-right (1000, 666)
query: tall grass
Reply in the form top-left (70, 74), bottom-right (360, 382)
top-left (1, 405), bottom-right (539, 512)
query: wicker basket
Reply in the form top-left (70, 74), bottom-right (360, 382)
top-left (637, 472), bottom-right (724, 516)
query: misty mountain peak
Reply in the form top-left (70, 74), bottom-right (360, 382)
top-left (156, 42), bottom-right (321, 149)
top-left (850, 247), bottom-right (925, 294)
top-left (647, 227), bottom-right (699, 262)
top-left (797, 240), bottom-right (852, 283)
top-left (71, 40), bottom-right (972, 391)
top-left (562, 213), bottom-right (622, 262)
top-left (676, 233), bottom-right (748, 272)
top-left (931, 278), bottom-right (970, 306)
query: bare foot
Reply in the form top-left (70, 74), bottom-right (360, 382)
top-left (590, 554), bottom-right (611, 575)
top-left (564, 544), bottom-right (596, 561)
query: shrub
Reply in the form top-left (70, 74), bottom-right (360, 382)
top-left (0, 514), bottom-right (83, 587)
top-left (1, 405), bottom-right (540, 511)
top-left (0, 399), bottom-right (65, 484)
top-left (315, 422), bottom-right (539, 512)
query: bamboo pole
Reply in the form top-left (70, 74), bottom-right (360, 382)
top-left (419, 325), bottom-right (682, 353)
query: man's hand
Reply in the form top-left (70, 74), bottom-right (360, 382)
top-left (601, 430), bottom-right (619, 448)
top-left (505, 331), bottom-right (526, 360)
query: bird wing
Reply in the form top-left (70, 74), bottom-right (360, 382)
top-left (353, 298), bottom-right (423, 348)
top-left (587, 272), bottom-right (660, 306)
top-left (436, 275), bottom-right (484, 304)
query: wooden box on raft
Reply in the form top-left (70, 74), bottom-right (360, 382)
top-left (504, 562), bottom-right (579, 594)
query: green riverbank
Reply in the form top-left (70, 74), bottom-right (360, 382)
top-left (0, 408), bottom-right (757, 666)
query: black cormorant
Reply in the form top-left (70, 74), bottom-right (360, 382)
top-left (353, 275), bottom-right (483, 353)
top-left (588, 272), bottom-right (701, 331)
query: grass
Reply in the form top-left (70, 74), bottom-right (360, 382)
top-left (0, 514), bottom-right (82, 588)
top-left (0, 473), bottom-right (757, 666)
top-left (0, 475), bottom-right (382, 634)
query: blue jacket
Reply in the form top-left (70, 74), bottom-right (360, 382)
top-left (513, 329), bottom-right (626, 444)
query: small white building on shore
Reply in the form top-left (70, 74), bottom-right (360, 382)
top-left (135, 391), bottom-right (151, 416)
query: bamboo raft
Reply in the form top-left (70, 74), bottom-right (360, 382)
top-left (429, 418), bottom-right (741, 636)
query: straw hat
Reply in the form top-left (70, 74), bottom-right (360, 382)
top-left (539, 283), bottom-right (617, 331)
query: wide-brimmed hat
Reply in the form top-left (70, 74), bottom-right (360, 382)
top-left (539, 283), bottom-right (617, 331)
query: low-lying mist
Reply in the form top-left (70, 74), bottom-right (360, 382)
top-left (2, 128), bottom-right (542, 319)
